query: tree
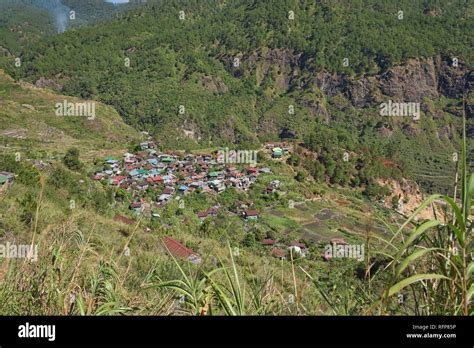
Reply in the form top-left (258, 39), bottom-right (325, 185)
top-left (17, 192), bottom-right (37, 227)
top-left (63, 148), bottom-right (82, 171)
top-left (363, 180), bottom-right (390, 200)
top-left (242, 232), bottom-right (256, 248)
top-left (391, 195), bottom-right (399, 209)
top-left (295, 171), bottom-right (306, 182)
top-left (287, 154), bottom-right (301, 166)
top-left (310, 161), bottom-right (325, 182)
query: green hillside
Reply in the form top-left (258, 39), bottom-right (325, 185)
top-left (0, 69), bottom-right (140, 158)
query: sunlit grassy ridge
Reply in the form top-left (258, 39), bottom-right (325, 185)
top-left (0, 70), bottom-right (140, 157)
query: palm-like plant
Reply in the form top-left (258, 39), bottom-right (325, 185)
top-left (373, 102), bottom-right (473, 315)
top-left (144, 245), bottom-right (216, 315)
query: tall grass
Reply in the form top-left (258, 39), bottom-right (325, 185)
top-left (146, 243), bottom-right (288, 315)
top-left (371, 105), bottom-right (473, 315)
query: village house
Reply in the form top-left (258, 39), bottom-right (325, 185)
top-left (272, 147), bottom-right (283, 158)
top-left (197, 211), bottom-right (209, 221)
top-left (130, 201), bottom-right (143, 214)
top-left (234, 200), bottom-right (253, 213)
top-left (0, 171), bottom-right (14, 190)
top-left (140, 141), bottom-right (156, 150)
top-left (246, 167), bottom-right (257, 175)
top-left (261, 239), bottom-right (276, 246)
top-left (178, 185), bottom-right (189, 194)
top-left (110, 175), bottom-right (126, 186)
top-left (288, 242), bottom-right (307, 257)
top-left (242, 210), bottom-right (259, 221)
top-left (162, 236), bottom-right (202, 264)
top-left (158, 194), bottom-right (171, 202)
top-left (207, 206), bottom-right (219, 217)
top-left (31, 160), bottom-right (50, 170)
top-left (93, 174), bottom-right (104, 181)
top-left (162, 187), bottom-right (175, 195)
top-left (330, 237), bottom-right (347, 245)
top-left (209, 180), bottom-right (225, 193)
top-left (271, 248), bottom-right (286, 260)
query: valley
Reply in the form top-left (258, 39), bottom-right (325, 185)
top-left (0, 0), bottom-right (472, 317)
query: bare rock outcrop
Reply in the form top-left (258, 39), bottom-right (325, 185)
top-left (378, 57), bottom-right (439, 102)
top-left (199, 75), bottom-right (228, 94)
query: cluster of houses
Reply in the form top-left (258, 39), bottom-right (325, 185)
top-left (92, 143), bottom-right (273, 219)
top-left (159, 235), bottom-right (349, 265)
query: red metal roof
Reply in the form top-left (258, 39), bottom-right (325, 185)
top-left (271, 248), bottom-right (286, 258)
top-left (289, 242), bottom-right (306, 248)
top-left (330, 238), bottom-right (347, 245)
top-left (163, 236), bottom-right (197, 260)
top-left (261, 239), bottom-right (276, 245)
top-left (197, 211), bottom-right (208, 218)
top-left (244, 210), bottom-right (259, 216)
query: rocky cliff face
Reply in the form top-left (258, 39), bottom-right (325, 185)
top-left (215, 50), bottom-right (473, 145)
top-left (221, 49), bottom-right (471, 115)
top-left (377, 178), bottom-right (441, 220)
top-left (378, 57), bottom-right (439, 102)
top-left (330, 56), bottom-right (470, 108)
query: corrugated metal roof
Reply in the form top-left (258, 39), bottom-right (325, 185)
top-left (163, 236), bottom-right (198, 261)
